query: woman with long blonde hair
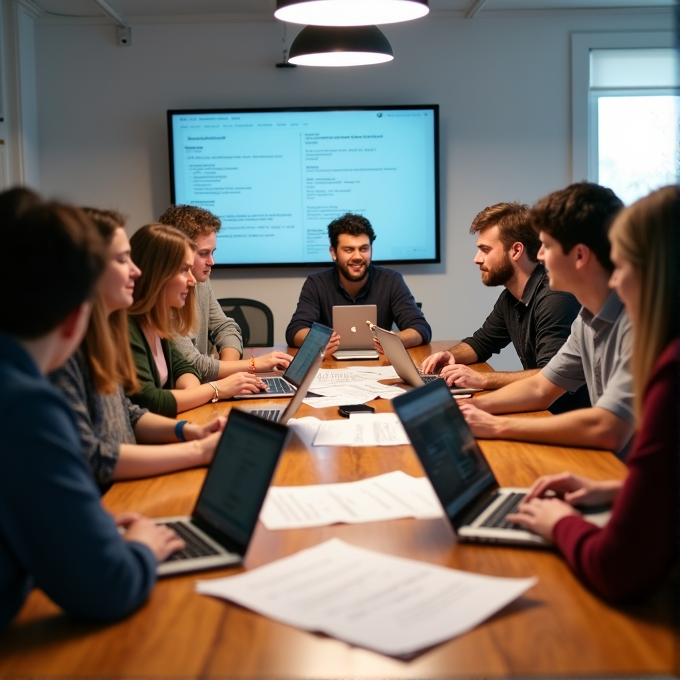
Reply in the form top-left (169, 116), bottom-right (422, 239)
top-left (507, 185), bottom-right (679, 602)
top-left (50, 210), bottom-right (227, 490)
top-left (127, 223), bottom-right (264, 417)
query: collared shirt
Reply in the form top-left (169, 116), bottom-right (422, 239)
top-left (542, 290), bottom-right (634, 452)
top-left (463, 264), bottom-right (582, 370)
top-left (285, 265), bottom-right (432, 347)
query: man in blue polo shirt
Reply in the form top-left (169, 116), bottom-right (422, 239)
top-left (285, 213), bottom-right (431, 353)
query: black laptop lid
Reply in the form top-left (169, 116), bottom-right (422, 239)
top-left (192, 410), bottom-right (290, 552)
top-left (283, 322), bottom-right (332, 388)
top-left (392, 380), bottom-right (497, 522)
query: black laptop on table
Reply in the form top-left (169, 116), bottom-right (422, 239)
top-left (154, 409), bottom-right (290, 575)
top-left (392, 380), bottom-right (610, 547)
top-left (234, 322), bottom-right (332, 400)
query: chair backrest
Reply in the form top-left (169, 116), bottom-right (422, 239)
top-left (217, 298), bottom-right (274, 348)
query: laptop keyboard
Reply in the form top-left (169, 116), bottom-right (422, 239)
top-left (262, 377), bottom-right (295, 394)
top-left (160, 521), bottom-right (220, 562)
top-left (421, 375), bottom-right (443, 384)
top-left (250, 409), bottom-right (281, 421)
top-left (480, 492), bottom-right (526, 529)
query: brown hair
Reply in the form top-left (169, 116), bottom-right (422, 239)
top-left (80, 208), bottom-right (139, 395)
top-left (608, 185), bottom-right (679, 424)
top-left (530, 182), bottom-right (623, 272)
top-left (157, 204), bottom-right (221, 242)
top-left (469, 202), bottom-right (540, 261)
top-left (128, 223), bottom-right (196, 337)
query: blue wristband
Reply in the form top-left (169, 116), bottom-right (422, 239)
top-left (175, 420), bottom-right (189, 442)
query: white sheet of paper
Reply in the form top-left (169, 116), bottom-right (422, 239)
top-left (311, 366), bottom-right (400, 389)
top-left (312, 413), bottom-right (410, 446)
top-left (260, 470), bottom-right (443, 529)
top-left (303, 382), bottom-right (404, 408)
top-left (196, 538), bottom-right (537, 657)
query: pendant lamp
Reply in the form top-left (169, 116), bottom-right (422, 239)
top-left (288, 25), bottom-right (394, 67)
top-left (275, 0), bottom-right (429, 27)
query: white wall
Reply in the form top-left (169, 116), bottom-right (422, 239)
top-left (33, 10), bottom-right (672, 366)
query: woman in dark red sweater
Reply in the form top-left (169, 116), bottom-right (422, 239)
top-left (508, 185), bottom-right (679, 602)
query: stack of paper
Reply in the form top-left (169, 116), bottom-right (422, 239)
top-left (196, 538), bottom-right (537, 657)
top-left (260, 470), bottom-right (443, 530)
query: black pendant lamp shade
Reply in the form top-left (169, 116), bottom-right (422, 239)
top-left (288, 25), bottom-right (394, 67)
top-left (275, 0), bottom-right (429, 27)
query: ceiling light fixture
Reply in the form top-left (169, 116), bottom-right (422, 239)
top-left (275, 0), bottom-right (429, 27)
top-left (288, 25), bottom-right (394, 67)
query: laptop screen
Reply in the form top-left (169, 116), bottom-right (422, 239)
top-left (393, 380), bottom-right (497, 520)
top-left (283, 322), bottom-right (332, 388)
top-left (193, 410), bottom-right (289, 548)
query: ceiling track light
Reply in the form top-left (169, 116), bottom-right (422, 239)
top-left (288, 25), bottom-right (394, 67)
top-left (275, 0), bottom-right (429, 27)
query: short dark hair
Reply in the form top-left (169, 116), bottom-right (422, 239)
top-left (530, 182), bottom-right (624, 271)
top-left (158, 204), bottom-right (221, 241)
top-left (327, 213), bottom-right (376, 250)
top-left (0, 198), bottom-right (106, 339)
top-left (470, 202), bottom-right (540, 261)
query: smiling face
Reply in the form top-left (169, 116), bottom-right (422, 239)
top-left (164, 244), bottom-right (196, 308)
top-left (473, 226), bottom-right (514, 287)
top-left (100, 228), bottom-right (141, 314)
top-left (330, 233), bottom-right (372, 285)
top-left (609, 241), bottom-right (640, 324)
top-left (192, 231), bottom-right (217, 283)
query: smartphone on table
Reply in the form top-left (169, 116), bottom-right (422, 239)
top-left (338, 404), bottom-right (376, 417)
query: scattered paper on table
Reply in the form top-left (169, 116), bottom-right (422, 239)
top-left (312, 413), bottom-right (409, 446)
top-left (196, 538), bottom-right (537, 658)
top-left (260, 470), bottom-right (443, 529)
top-left (311, 366), bottom-right (400, 389)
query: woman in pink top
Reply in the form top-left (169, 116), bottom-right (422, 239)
top-left (508, 185), bottom-right (678, 602)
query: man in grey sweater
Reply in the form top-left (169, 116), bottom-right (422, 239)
top-left (159, 205), bottom-right (291, 382)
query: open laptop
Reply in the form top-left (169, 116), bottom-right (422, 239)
top-left (238, 351), bottom-right (324, 423)
top-left (392, 380), bottom-right (610, 547)
top-left (154, 409), bottom-right (290, 575)
top-left (371, 324), bottom-right (482, 397)
top-left (332, 304), bottom-right (379, 360)
top-left (234, 322), bottom-right (332, 400)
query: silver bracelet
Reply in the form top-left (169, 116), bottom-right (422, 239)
top-left (208, 381), bottom-right (219, 403)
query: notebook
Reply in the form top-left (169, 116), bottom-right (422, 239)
top-left (154, 409), bottom-right (290, 576)
top-left (392, 380), bottom-right (611, 547)
top-left (233, 322), bottom-right (333, 400)
top-left (371, 324), bottom-right (482, 396)
top-left (239, 351), bottom-right (324, 423)
top-left (332, 304), bottom-right (379, 360)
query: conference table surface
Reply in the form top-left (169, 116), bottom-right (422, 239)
top-left (1, 342), bottom-right (675, 678)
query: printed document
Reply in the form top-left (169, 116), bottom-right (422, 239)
top-left (312, 413), bottom-right (409, 446)
top-left (260, 470), bottom-right (443, 529)
top-left (196, 538), bottom-right (537, 657)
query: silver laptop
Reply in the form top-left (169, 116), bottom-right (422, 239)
top-left (371, 324), bottom-right (482, 396)
top-left (238, 351), bottom-right (324, 423)
top-left (332, 304), bottom-right (379, 360)
top-left (154, 410), bottom-right (290, 575)
top-left (393, 380), bottom-right (610, 547)
top-left (234, 322), bottom-right (332, 400)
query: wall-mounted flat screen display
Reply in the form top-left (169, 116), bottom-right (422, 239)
top-left (168, 105), bottom-right (439, 268)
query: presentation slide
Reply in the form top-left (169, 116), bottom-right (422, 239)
top-left (169, 107), bottom-right (439, 267)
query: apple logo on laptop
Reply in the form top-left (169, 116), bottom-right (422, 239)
top-left (350, 326), bottom-right (357, 333)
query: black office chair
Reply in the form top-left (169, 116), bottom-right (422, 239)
top-left (217, 298), bottom-right (274, 348)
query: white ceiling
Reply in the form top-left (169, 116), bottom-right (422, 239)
top-left (31, 0), bottom-right (674, 23)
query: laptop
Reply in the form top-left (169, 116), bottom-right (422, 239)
top-left (238, 350), bottom-right (324, 423)
top-left (233, 322), bottom-right (332, 400)
top-left (371, 324), bottom-right (482, 396)
top-left (154, 409), bottom-right (290, 575)
top-left (392, 380), bottom-right (611, 547)
top-left (332, 304), bottom-right (379, 360)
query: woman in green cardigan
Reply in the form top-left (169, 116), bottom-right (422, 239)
top-left (128, 223), bottom-right (265, 417)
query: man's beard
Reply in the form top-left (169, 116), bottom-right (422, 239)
top-left (337, 259), bottom-right (369, 283)
top-left (480, 255), bottom-right (513, 287)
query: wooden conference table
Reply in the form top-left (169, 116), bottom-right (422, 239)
top-left (0, 342), bottom-right (675, 678)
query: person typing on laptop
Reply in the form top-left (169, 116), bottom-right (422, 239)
top-left (0, 191), bottom-right (183, 631)
top-left (421, 202), bottom-right (589, 414)
top-left (285, 213), bottom-right (431, 354)
top-left (506, 186), bottom-right (678, 602)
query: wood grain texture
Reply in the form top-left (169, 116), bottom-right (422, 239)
top-left (0, 343), bottom-right (674, 678)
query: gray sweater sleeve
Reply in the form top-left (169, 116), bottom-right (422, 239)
top-left (206, 282), bottom-right (243, 357)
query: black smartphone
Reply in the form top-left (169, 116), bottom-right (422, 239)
top-left (338, 404), bottom-right (376, 417)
